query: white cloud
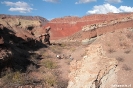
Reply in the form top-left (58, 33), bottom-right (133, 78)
top-left (87, 3), bottom-right (133, 14)
top-left (2, 1), bottom-right (33, 13)
top-left (75, 0), bottom-right (96, 4)
top-left (105, 0), bottom-right (122, 3)
top-left (119, 6), bottom-right (133, 12)
top-left (43, 0), bottom-right (59, 3)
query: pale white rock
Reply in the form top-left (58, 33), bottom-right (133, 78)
top-left (67, 44), bottom-right (118, 88)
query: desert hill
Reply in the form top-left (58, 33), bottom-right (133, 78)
top-left (44, 12), bottom-right (133, 40)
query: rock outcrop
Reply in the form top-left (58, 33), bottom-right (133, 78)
top-left (67, 44), bottom-right (118, 88)
top-left (0, 14), bottom-right (51, 42)
top-left (0, 15), bottom-right (49, 72)
top-left (82, 14), bottom-right (133, 31)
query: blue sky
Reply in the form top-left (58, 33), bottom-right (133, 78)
top-left (0, 0), bottom-right (133, 20)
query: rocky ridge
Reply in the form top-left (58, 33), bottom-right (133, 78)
top-left (67, 44), bottom-right (118, 88)
top-left (82, 14), bottom-right (133, 31)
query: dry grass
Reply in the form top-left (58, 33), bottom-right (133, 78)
top-left (57, 78), bottom-right (68, 88)
top-left (126, 32), bottom-right (133, 38)
top-left (41, 69), bottom-right (68, 88)
top-left (30, 53), bottom-right (40, 64)
top-left (49, 45), bottom-right (62, 54)
top-left (42, 72), bottom-right (57, 87)
top-left (119, 41), bottom-right (129, 49)
top-left (43, 52), bottom-right (52, 59)
top-left (41, 59), bottom-right (57, 69)
top-left (26, 64), bottom-right (38, 73)
top-left (1, 71), bottom-right (37, 87)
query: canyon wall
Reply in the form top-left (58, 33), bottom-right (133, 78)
top-left (44, 13), bottom-right (133, 40)
top-left (0, 14), bottom-right (48, 71)
top-left (0, 14), bottom-right (49, 42)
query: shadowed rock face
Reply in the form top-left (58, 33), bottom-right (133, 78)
top-left (67, 44), bottom-right (118, 88)
top-left (0, 15), bottom-right (49, 72)
top-left (0, 14), bottom-right (49, 41)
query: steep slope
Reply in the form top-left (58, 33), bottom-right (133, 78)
top-left (70, 15), bottom-right (133, 41)
top-left (0, 14), bottom-right (49, 72)
top-left (0, 14), bottom-right (48, 40)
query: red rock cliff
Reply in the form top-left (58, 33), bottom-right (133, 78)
top-left (44, 13), bottom-right (133, 40)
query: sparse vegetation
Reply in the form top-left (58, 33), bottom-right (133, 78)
top-left (1, 13), bottom-right (133, 88)
top-left (26, 64), bottom-right (38, 73)
top-left (65, 59), bottom-right (71, 65)
top-left (106, 43), bottom-right (111, 47)
top-left (70, 47), bottom-right (76, 52)
top-left (43, 72), bottom-right (57, 87)
top-left (126, 32), bottom-right (132, 38)
top-left (119, 41), bottom-right (129, 49)
top-left (124, 49), bottom-right (131, 54)
top-left (30, 53), bottom-right (40, 64)
top-left (49, 45), bottom-right (62, 54)
top-left (118, 36), bottom-right (124, 41)
top-left (41, 59), bottom-right (57, 69)
top-left (43, 52), bottom-right (52, 59)
top-left (122, 64), bottom-right (131, 71)
top-left (60, 43), bottom-right (67, 48)
top-left (1, 70), bottom-right (36, 87)
top-left (116, 57), bottom-right (124, 62)
top-left (57, 78), bottom-right (68, 88)
top-left (107, 48), bottom-right (116, 53)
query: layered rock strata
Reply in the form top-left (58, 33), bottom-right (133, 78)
top-left (44, 13), bottom-right (133, 40)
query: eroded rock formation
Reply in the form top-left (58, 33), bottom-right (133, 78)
top-left (82, 14), bottom-right (133, 31)
top-left (44, 13), bottom-right (133, 40)
top-left (67, 44), bottom-right (118, 88)
top-left (0, 15), bottom-right (49, 72)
